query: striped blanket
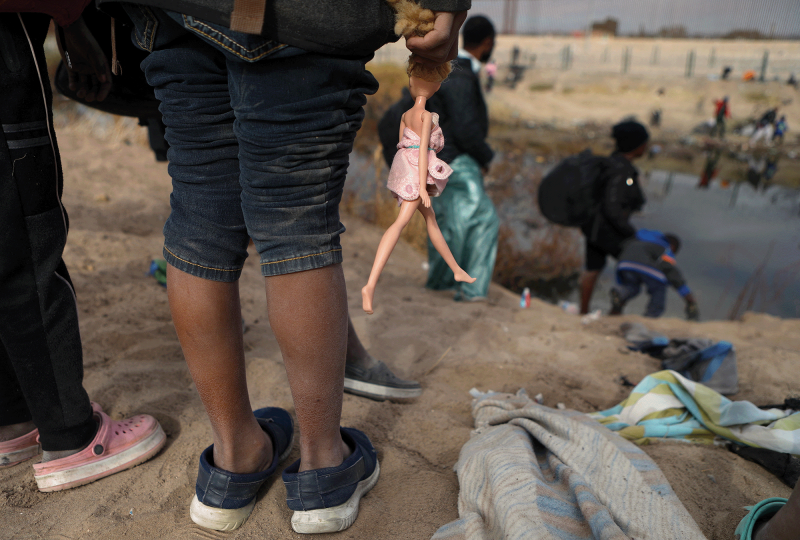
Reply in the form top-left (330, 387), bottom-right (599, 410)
top-left (432, 389), bottom-right (705, 540)
top-left (591, 370), bottom-right (800, 454)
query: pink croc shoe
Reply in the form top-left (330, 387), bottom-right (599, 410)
top-left (0, 429), bottom-right (40, 468)
top-left (33, 405), bottom-right (166, 492)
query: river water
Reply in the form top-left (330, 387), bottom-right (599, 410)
top-left (599, 171), bottom-right (800, 320)
top-left (346, 152), bottom-right (800, 321)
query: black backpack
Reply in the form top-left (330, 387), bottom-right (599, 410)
top-left (537, 149), bottom-right (610, 227)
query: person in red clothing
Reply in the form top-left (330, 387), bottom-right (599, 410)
top-left (710, 96), bottom-right (730, 139)
top-left (0, 3), bottom-right (165, 489)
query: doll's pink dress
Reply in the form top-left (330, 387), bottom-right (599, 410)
top-left (387, 112), bottom-right (452, 205)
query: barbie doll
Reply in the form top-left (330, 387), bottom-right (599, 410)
top-left (361, 67), bottom-right (475, 314)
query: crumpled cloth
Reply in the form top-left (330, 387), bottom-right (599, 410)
top-left (592, 370), bottom-right (800, 453)
top-left (432, 389), bottom-right (706, 540)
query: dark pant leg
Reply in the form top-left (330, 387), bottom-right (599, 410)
top-left (614, 270), bottom-right (642, 304)
top-left (642, 275), bottom-right (668, 318)
top-left (0, 342), bottom-right (30, 425)
top-left (0, 13), bottom-right (94, 450)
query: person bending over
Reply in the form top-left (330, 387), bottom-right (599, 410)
top-left (609, 230), bottom-right (699, 320)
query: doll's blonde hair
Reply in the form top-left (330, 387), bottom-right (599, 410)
top-left (385, 0), bottom-right (452, 83)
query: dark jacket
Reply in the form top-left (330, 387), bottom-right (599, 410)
top-left (435, 56), bottom-right (493, 166)
top-left (1, 0), bottom-right (91, 26)
top-left (98, 0), bottom-right (470, 57)
top-left (759, 109), bottom-right (777, 126)
top-left (617, 230), bottom-right (690, 296)
top-left (582, 151), bottom-right (645, 256)
top-left (378, 55), bottom-right (493, 167)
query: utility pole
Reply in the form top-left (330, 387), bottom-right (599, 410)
top-left (503, 0), bottom-right (518, 35)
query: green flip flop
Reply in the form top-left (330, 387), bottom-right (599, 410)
top-left (734, 497), bottom-right (789, 540)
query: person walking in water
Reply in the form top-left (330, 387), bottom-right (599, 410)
top-left (710, 96), bottom-right (730, 139)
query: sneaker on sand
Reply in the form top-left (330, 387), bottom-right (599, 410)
top-left (283, 427), bottom-right (379, 534)
top-left (190, 407), bottom-right (295, 532)
top-left (344, 361), bottom-right (421, 401)
top-left (32, 405), bottom-right (166, 492)
top-left (610, 288), bottom-right (625, 315)
top-left (0, 429), bottom-right (40, 468)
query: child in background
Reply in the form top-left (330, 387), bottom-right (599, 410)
top-left (610, 230), bottom-right (699, 320)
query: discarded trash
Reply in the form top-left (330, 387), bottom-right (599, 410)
top-left (147, 259), bottom-right (167, 287)
top-left (556, 403), bottom-right (566, 410)
top-left (580, 310), bottom-right (602, 324)
top-left (559, 301), bottom-right (579, 315)
top-left (520, 287), bottom-right (531, 308)
top-left (534, 393), bottom-right (544, 404)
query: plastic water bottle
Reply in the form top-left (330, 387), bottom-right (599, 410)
top-left (520, 287), bottom-right (531, 308)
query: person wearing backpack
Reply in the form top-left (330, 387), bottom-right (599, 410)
top-left (579, 121), bottom-right (648, 314)
top-left (609, 230), bottom-right (699, 320)
top-left (710, 96), bottom-right (730, 139)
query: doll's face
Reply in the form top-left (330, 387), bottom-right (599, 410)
top-left (409, 76), bottom-right (441, 99)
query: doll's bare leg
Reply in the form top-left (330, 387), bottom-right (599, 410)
top-left (362, 199), bottom-right (420, 314)
top-left (419, 204), bottom-right (476, 284)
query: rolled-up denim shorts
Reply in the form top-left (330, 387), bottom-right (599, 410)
top-left (124, 6), bottom-right (378, 280)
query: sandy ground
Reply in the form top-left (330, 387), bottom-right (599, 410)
top-left (1, 123), bottom-right (798, 540)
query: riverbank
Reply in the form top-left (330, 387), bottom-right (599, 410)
top-left (0, 123), bottom-right (797, 539)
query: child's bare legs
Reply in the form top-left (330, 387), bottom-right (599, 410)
top-left (169, 263), bottom-right (350, 474)
top-left (167, 266), bottom-right (273, 474)
top-left (362, 199), bottom-right (419, 314)
top-left (419, 204), bottom-right (475, 285)
top-left (265, 264), bottom-right (350, 471)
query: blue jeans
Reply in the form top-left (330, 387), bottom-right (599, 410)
top-left (125, 7), bottom-right (378, 280)
top-left (614, 270), bottom-right (667, 318)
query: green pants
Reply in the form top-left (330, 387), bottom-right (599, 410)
top-left (426, 154), bottom-right (499, 300)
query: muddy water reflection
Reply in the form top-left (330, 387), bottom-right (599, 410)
top-left (616, 171), bottom-right (800, 320)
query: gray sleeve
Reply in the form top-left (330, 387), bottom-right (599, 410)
top-left (656, 256), bottom-right (689, 295)
top-left (419, 0), bottom-right (471, 11)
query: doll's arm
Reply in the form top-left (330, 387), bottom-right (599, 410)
top-left (418, 111), bottom-right (433, 208)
